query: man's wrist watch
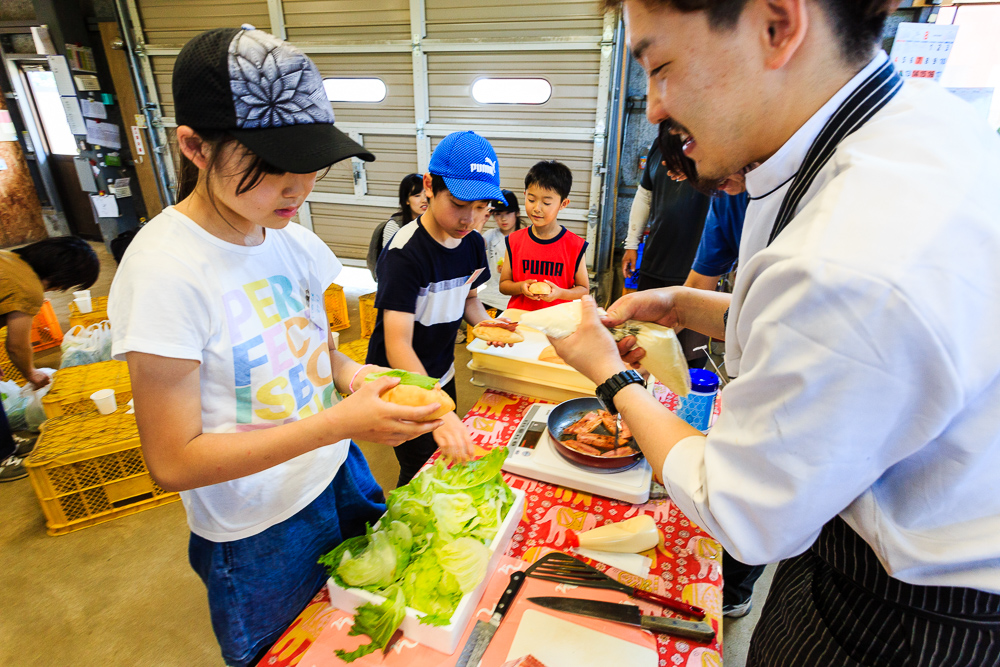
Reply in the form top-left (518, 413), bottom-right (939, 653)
top-left (595, 369), bottom-right (645, 414)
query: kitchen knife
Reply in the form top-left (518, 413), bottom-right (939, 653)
top-left (528, 596), bottom-right (715, 643)
top-left (456, 571), bottom-right (526, 667)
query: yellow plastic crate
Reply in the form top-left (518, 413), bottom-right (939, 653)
top-left (24, 407), bottom-right (178, 536)
top-left (359, 291), bottom-right (377, 339)
top-left (42, 360), bottom-right (132, 419)
top-left (69, 295), bottom-right (110, 329)
top-left (324, 284), bottom-right (350, 332)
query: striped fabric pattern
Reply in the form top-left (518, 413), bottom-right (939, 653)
top-left (748, 518), bottom-right (1000, 666)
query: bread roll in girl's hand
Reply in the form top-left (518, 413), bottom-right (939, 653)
top-left (365, 370), bottom-right (455, 421)
top-left (527, 281), bottom-right (552, 295)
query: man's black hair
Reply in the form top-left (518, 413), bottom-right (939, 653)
top-left (524, 161), bottom-right (573, 201)
top-left (13, 236), bottom-right (99, 292)
top-left (603, 0), bottom-right (896, 67)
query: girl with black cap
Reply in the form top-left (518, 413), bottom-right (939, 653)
top-left (478, 190), bottom-right (522, 312)
top-left (108, 26), bottom-right (442, 667)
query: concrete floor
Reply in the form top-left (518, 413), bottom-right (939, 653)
top-left (1, 244), bottom-right (770, 665)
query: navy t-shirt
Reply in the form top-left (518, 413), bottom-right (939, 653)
top-left (691, 192), bottom-right (749, 277)
top-left (367, 218), bottom-right (489, 383)
top-left (639, 142), bottom-right (711, 283)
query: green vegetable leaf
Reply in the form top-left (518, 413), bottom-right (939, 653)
top-left (335, 585), bottom-right (407, 663)
top-left (364, 369), bottom-right (439, 391)
top-left (418, 612), bottom-right (453, 627)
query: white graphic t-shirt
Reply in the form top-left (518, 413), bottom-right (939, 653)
top-left (110, 207), bottom-right (349, 542)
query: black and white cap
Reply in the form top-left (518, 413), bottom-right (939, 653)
top-left (172, 25), bottom-right (374, 173)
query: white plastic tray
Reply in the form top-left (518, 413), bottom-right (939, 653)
top-left (326, 486), bottom-right (526, 655)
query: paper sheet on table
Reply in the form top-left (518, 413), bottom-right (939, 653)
top-left (572, 547), bottom-right (652, 579)
top-left (85, 119), bottom-right (120, 149)
top-left (90, 194), bottom-right (119, 217)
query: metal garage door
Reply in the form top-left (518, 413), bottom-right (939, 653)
top-left (120, 0), bottom-right (618, 272)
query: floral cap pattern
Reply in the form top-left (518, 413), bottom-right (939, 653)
top-left (227, 27), bottom-right (335, 129)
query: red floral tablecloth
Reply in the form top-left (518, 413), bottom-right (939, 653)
top-left (260, 388), bottom-right (723, 667)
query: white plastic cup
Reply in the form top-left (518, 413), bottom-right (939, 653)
top-left (90, 388), bottom-right (117, 415)
top-left (74, 295), bottom-right (93, 313)
top-left (73, 290), bottom-right (91, 299)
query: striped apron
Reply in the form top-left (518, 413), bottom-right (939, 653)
top-left (747, 59), bottom-right (1000, 666)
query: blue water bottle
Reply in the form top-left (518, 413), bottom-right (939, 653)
top-left (675, 368), bottom-right (720, 432)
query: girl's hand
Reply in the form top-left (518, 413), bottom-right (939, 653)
top-left (433, 411), bottom-right (475, 462)
top-left (329, 376), bottom-right (442, 447)
top-left (349, 364), bottom-right (393, 394)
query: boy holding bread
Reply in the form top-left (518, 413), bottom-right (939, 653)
top-left (500, 160), bottom-right (590, 312)
top-left (366, 131), bottom-right (510, 486)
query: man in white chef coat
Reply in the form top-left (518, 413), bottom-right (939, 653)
top-left (551, 0), bottom-right (1000, 664)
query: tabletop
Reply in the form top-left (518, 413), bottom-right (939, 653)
top-left (259, 388), bottom-right (724, 667)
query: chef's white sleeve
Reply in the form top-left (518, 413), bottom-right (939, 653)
top-left (660, 254), bottom-right (960, 565)
top-left (624, 186), bottom-right (651, 250)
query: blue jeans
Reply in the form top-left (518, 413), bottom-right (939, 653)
top-left (189, 442), bottom-right (385, 667)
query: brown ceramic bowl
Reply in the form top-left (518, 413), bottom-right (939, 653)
top-left (546, 397), bottom-right (643, 471)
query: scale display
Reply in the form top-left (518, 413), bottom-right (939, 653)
top-left (503, 403), bottom-right (652, 504)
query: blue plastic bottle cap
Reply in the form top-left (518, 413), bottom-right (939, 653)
top-left (689, 368), bottom-right (720, 393)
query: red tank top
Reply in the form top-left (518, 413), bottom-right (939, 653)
top-left (506, 226), bottom-right (587, 312)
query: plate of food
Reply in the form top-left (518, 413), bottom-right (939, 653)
top-left (546, 397), bottom-right (643, 471)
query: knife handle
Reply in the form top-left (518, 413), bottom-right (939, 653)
top-left (493, 571), bottom-right (526, 620)
top-left (631, 589), bottom-right (706, 618)
top-left (639, 616), bottom-right (716, 643)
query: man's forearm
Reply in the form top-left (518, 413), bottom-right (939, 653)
top-left (677, 288), bottom-right (731, 340)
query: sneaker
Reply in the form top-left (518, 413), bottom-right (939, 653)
top-left (723, 598), bottom-right (753, 618)
top-left (13, 434), bottom-right (37, 457)
top-left (0, 455), bottom-right (28, 482)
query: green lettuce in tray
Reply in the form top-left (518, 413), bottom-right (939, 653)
top-left (319, 447), bottom-right (514, 662)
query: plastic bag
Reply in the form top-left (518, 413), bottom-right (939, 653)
top-left (519, 300), bottom-right (691, 396)
top-left (1, 369), bottom-right (54, 431)
top-left (60, 322), bottom-right (112, 369)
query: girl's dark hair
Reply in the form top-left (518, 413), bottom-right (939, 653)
top-left (176, 129), bottom-right (286, 201)
top-left (603, 0), bottom-right (894, 67)
top-left (493, 190), bottom-right (524, 230)
top-left (13, 236), bottom-right (99, 292)
top-left (396, 173), bottom-right (425, 225)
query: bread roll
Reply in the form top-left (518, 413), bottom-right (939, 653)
top-left (379, 383), bottom-right (455, 421)
top-left (528, 282), bottom-right (552, 295)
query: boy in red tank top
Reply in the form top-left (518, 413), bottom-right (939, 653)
top-left (500, 161), bottom-right (590, 312)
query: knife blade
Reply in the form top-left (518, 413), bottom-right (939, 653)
top-left (528, 596), bottom-right (715, 643)
top-left (382, 628), bottom-right (403, 655)
top-left (456, 571), bottom-right (526, 667)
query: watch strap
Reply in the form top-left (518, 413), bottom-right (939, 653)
top-left (596, 369), bottom-right (645, 414)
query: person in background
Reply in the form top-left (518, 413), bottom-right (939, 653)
top-left (366, 173), bottom-right (426, 278)
top-left (478, 190), bottom-right (522, 313)
top-left (623, 136), bottom-right (711, 366)
top-left (0, 237), bottom-right (99, 482)
top-left (109, 27), bottom-right (443, 667)
top-left (500, 161), bottom-right (589, 311)
top-left (684, 170), bottom-right (751, 291)
top-left (366, 131), bottom-right (506, 487)
top-left (553, 0), bottom-right (1000, 662)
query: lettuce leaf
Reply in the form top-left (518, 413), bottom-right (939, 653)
top-left (335, 584), bottom-right (406, 662)
top-left (364, 369), bottom-right (439, 391)
top-left (320, 447), bottom-right (514, 663)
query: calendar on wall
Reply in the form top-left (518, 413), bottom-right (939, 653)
top-left (889, 23), bottom-right (959, 81)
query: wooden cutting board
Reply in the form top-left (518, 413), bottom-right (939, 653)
top-left (503, 609), bottom-right (658, 667)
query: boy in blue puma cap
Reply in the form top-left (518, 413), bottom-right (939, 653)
top-left (366, 131), bottom-right (505, 486)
